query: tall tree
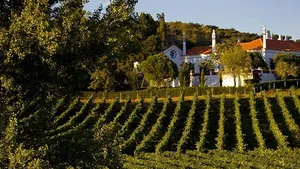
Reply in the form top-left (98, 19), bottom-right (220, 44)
top-left (179, 62), bottom-right (194, 87)
top-left (157, 13), bottom-right (167, 50)
top-left (199, 60), bottom-right (214, 87)
top-left (0, 0), bottom-right (62, 105)
top-left (220, 45), bottom-right (251, 87)
top-left (88, 0), bottom-right (141, 91)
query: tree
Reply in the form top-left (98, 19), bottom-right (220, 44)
top-left (0, 0), bottom-right (127, 167)
top-left (138, 12), bottom-right (157, 40)
top-left (212, 39), bottom-right (240, 87)
top-left (0, 0), bottom-right (62, 28)
top-left (0, 116), bottom-right (50, 168)
top-left (140, 53), bottom-right (178, 87)
top-left (249, 52), bottom-right (268, 70)
top-left (273, 53), bottom-right (300, 80)
top-left (157, 13), bottom-right (167, 50)
top-left (179, 62), bottom-right (194, 87)
top-left (199, 60), bottom-right (214, 87)
top-left (88, 0), bottom-right (142, 91)
top-left (220, 45), bottom-right (251, 87)
top-left (0, 0), bottom-right (64, 108)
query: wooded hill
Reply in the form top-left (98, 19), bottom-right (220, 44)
top-left (166, 21), bottom-right (260, 49)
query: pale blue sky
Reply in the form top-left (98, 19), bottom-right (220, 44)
top-left (84, 0), bottom-right (300, 40)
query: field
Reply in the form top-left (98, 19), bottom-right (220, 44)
top-left (19, 89), bottom-right (300, 168)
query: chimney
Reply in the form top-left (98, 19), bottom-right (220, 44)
top-left (266, 30), bottom-right (271, 39)
top-left (285, 35), bottom-right (288, 41)
top-left (212, 29), bottom-right (216, 54)
top-left (237, 38), bottom-right (241, 43)
top-left (278, 34), bottom-right (282, 41)
top-left (270, 32), bottom-right (273, 40)
top-left (263, 25), bottom-right (267, 49)
top-left (183, 33), bottom-right (187, 55)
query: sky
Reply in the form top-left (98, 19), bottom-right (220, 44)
top-left (84, 0), bottom-right (300, 40)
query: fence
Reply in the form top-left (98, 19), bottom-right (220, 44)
top-left (254, 79), bottom-right (300, 92)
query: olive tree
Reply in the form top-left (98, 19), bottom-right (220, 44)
top-left (220, 45), bottom-right (251, 87)
top-left (274, 52), bottom-right (300, 80)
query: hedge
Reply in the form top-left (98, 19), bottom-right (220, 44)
top-left (81, 86), bottom-right (252, 100)
top-left (80, 79), bottom-right (300, 100)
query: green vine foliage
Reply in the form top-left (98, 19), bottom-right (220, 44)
top-left (177, 94), bottom-right (197, 153)
top-left (156, 94), bottom-right (184, 153)
top-left (262, 91), bottom-right (288, 148)
top-left (234, 94), bottom-right (245, 152)
top-left (196, 92), bottom-right (210, 151)
top-left (249, 92), bottom-right (265, 149)
top-left (135, 97), bottom-right (172, 155)
top-left (216, 94), bottom-right (225, 150)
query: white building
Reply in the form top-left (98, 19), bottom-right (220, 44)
top-left (164, 26), bottom-right (300, 87)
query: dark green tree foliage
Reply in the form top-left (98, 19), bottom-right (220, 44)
top-left (0, 0), bottom-right (135, 167)
top-left (88, 0), bottom-right (143, 91)
top-left (48, 122), bottom-right (123, 168)
top-left (0, 0), bottom-right (66, 109)
top-left (199, 60), bottom-right (214, 87)
top-left (138, 13), bottom-right (157, 40)
top-left (157, 13), bottom-right (168, 50)
top-left (0, 0), bottom-right (62, 28)
top-left (167, 22), bottom-right (260, 49)
top-left (0, 116), bottom-right (50, 168)
top-left (249, 52), bottom-right (268, 69)
top-left (179, 62), bottom-right (194, 87)
top-left (140, 53), bottom-right (178, 87)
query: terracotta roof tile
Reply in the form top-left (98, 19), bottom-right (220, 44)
top-left (239, 38), bottom-right (263, 50)
top-left (185, 38), bottom-right (300, 56)
top-left (239, 38), bottom-right (300, 52)
top-left (266, 39), bottom-right (300, 52)
top-left (186, 46), bottom-right (212, 55)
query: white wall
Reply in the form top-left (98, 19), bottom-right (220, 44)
top-left (205, 75), bottom-right (220, 86)
top-left (205, 73), bottom-right (253, 87)
top-left (184, 54), bottom-right (210, 73)
top-left (260, 73), bottom-right (276, 82)
top-left (164, 46), bottom-right (183, 69)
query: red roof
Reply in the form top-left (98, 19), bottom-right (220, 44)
top-left (239, 38), bottom-right (263, 50)
top-left (187, 46), bottom-right (212, 55)
top-left (185, 39), bottom-right (300, 56)
top-left (239, 38), bottom-right (300, 52)
top-left (266, 39), bottom-right (300, 51)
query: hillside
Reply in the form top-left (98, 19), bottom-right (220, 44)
top-left (166, 22), bottom-right (260, 49)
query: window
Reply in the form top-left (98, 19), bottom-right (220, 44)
top-left (170, 50), bottom-right (177, 59)
top-left (269, 59), bottom-right (275, 70)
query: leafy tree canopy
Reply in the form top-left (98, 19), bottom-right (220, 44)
top-left (140, 53), bottom-right (178, 87)
top-left (249, 52), bottom-right (268, 70)
top-left (220, 45), bottom-right (251, 87)
top-left (274, 52), bottom-right (300, 80)
top-left (179, 62), bottom-right (194, 87)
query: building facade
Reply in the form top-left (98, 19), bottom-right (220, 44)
top-left (164, 26), bottom-right (300, 87)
